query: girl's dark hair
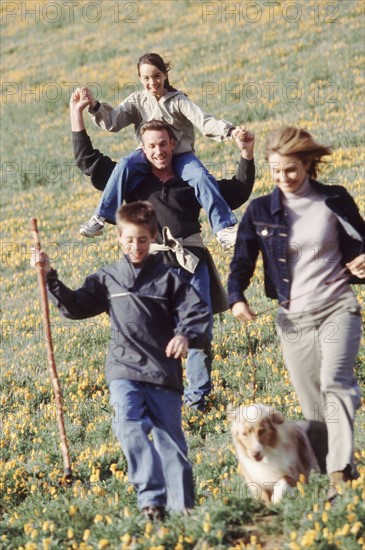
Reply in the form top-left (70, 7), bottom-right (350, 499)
top-left (137, 53), bottom-right (177, 92)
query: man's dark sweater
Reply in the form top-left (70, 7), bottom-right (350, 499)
top-left (72, 130), bottom-right (255, 267)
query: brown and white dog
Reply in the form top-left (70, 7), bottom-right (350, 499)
top-left (227, 403), bottom-right (319, 504)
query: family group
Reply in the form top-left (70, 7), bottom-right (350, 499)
top-left (33, 53), bottom-right (364, 518)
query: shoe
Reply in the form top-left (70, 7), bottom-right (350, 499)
top-left (327, 466), bottom-right (353, 502)
top-left (190, 401), bottom-right (206, 413)
top-left (181, 508), bottom-right (194, 516)
top-left (216, 225), bottom-right (237, 250)
top-left (141, 506), bottom-right (165, 521)
top-left (79, 215), bottom-right (104, 237)
top-left (184, 395), bottom-right (206, 412)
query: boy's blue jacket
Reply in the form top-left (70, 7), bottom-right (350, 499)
top-left (46, 253), bottom-right (210, 392)
top-left (228, 180), bottom-right (365, 308)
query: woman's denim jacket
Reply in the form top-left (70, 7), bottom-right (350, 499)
top-left (228, 180), bottom-right (365, 308)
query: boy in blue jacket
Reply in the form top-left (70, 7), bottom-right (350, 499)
top-left (33, 201), bottom-right (210, 519)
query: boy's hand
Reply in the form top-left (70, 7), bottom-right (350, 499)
top-left (30, 249), bottom-right (52, 275)
top-left (165, 335), bottom-right (188, 359)
top-left (231, 301), bottom-right (256, 323)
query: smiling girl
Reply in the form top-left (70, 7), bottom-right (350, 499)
top-left (80, 53), bottom-right (245, 248)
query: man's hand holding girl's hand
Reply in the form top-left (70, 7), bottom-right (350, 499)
top-left (70, 87), bottom-right (97, 110)
top-left (232, 126), bottom-right (255, 159)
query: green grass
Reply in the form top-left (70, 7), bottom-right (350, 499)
top-left (1, 1), bottom-right (364, 548)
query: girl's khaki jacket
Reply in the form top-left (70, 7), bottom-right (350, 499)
top-left (88, 89), bottom-right (234, 155)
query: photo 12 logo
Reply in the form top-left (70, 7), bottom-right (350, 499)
top-left (1, 1), bottom-right (140, 24)
top-left (201, 2), bottom-right (341, 24)
top-left (1, 80), bottom-right (142, 105)
top-left (201, 81), bottom-right (339, 105)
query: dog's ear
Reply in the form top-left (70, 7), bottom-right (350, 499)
top-left (226, 403), bottom-right (237, 422)
top-left (270, 409), bottom-right (285, 424)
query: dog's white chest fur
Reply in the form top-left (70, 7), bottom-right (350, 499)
top-left (239, 444), bottom-right (294, 483)
top-left (228, 404), bottom-right (319, 504)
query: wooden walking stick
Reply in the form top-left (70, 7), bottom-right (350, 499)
top-left (30, 218), bottom-right (72, 481)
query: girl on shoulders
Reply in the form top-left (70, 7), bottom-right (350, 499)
top-left (80, 53), bottom-right (245, 249)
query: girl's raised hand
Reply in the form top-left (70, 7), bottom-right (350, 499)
top-left (70, 87), bottom-right (91, 110)
top-left (231, 127), bottom-right (242, 140)
top-left (80, 86), bottom-right (97, 108)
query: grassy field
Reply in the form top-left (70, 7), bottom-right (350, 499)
top-left (1, 0), bottom-right (364, 548)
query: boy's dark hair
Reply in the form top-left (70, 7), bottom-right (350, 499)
top-left (116, 201), bottom-right (157, 236)
top-left (139, 120), bottom-right (176, 142)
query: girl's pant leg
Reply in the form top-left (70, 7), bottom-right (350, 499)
top-left (144, 384), bottom-right (195, 512)
top-left (96, 149), bottom-right (150, 223)
top-left (109, 380), bottom-right (167, 509)
top-left (172, 153), bottom-right (237, 234)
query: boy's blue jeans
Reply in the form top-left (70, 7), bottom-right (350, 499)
top-left (173, 262), bottom-right (213, 409)
top-left (109, 379), bottom-right (194, 511)
top-left (95, 149), bottom-right (237, 233)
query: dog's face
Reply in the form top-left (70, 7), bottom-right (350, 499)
top-left (227, 404), bottom-right (284, 462)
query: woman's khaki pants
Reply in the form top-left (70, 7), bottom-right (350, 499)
top-left (276, 293), bottom-right (362, 475)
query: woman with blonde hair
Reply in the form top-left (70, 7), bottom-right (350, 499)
top-left (228, 126), bottom-right (365, 498)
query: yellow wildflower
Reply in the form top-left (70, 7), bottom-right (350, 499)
top-left (351, 522), bottom-right (362, 535)
top-left (69, 504), bottom-right (78, 516)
